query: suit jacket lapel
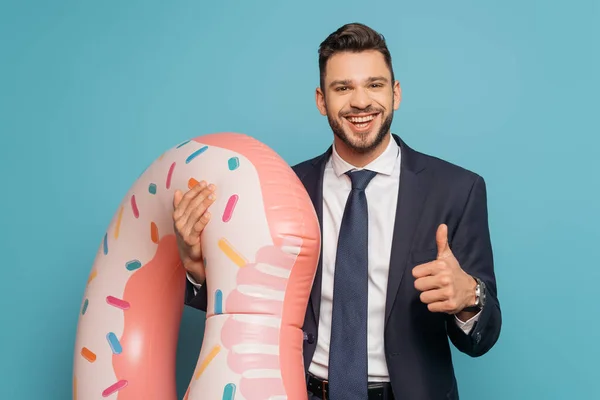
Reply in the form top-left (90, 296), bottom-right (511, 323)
top-left (300, 147), bottom-right (331, 324)
top-left (385, 135), bottom-right (430, 326)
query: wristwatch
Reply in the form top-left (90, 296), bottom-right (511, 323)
top-left (464, 276), bottom-right (486, 311)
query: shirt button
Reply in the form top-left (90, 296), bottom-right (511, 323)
top-left (307, 333), bottom-right (315, 344)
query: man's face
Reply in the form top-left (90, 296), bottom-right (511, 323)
top-left (316, 50), bottom-right (401, 154)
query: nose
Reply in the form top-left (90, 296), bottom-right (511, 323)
top-left (349, 87), bottom-right (372, 110)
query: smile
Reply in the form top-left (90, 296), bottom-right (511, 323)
top-left (345, 113), bottom-right (380, 131)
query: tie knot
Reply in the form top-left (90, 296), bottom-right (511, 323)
top-left (346, 169), bottom-right (377, 191)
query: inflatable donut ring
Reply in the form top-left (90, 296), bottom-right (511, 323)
top-left (72, 132), bottom-right (321, 400)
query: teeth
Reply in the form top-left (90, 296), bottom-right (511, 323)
top-left (347, 114), bottom-right (376, 123)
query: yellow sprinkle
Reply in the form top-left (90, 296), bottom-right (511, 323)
top-left (194, 345), bottom-right (221, 380)
top-left (87, 269), bottom-right (97, 285)
top-left (114, 206), bottom-right (124, 239)
top-left (218, 238), bottom-right (247, 267)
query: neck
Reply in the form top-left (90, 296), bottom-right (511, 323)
top-left (334, 133), bottom-right (391, 168)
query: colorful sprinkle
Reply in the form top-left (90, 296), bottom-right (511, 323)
top-left (218, 238), bottom-right (247, 267)
top-left (222, 383), bottom-right (236, 400)
top-left (87, 270), bottom-right (97, 285)
top-left (106, 296), bottom-right (130, 310)
top-left (214, 290), bottom-right (223, 314)
top-left (176, 139), bottom-right (190, 148)
top-left (81, 299), bottom-right (89, 315)
top-left (186, 146), bottom-right (208, 164)
top-left (150, 221), bottom-right (159, 243)
top-left (194, 345), bottom-right (221, 380)
top-left (188, 177), bottom-right (199, 189)
top-left (126, 260), bottom-right (142, 271)
top-left (102, 380), bottom-right (128, 397)
top-left (103, 233), bottom-right (108, 255)
top-left (166, 162), bottom-right (176, 189)
top-left (81, 347), bottom-right (96, 363)
top-left (222, 194), bottom-right (239, 222)
top-left (106, 332), bottom-right (122, 354)
top-left (114, 206), bottom-right (124, 239)
top-left (148, 183), bottom-right (157, 195)
top-left (228, 157), bottom-right (240, 171)
top-left (131, 195), bottom-right (139, 218)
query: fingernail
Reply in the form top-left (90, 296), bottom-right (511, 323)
top-left (208, 194), bottom-right (215, 200)
top-left (208, 184), bottom-right (216, 191)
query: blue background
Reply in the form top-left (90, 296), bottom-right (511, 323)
top-left (1, 1), bottom-right (598, 399)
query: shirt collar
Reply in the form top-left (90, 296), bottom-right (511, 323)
top-left (331, 133), bottom-right (399, 177)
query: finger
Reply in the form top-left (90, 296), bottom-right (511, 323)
top-left (182, 185), bottom-right (215, 221)
top-left (419, 288), bottom-right (449, 305)
top-left (183, 186), bottom-right (216, 225)
top-left (173, 189), bottom-right (184, 209)
top-left (182, 191), bottom-right (216, 238)
top-left (414, 275), bottom-right (443, 292)
top-left (427, 300), bottom-right (458, 314)
top-left (412, 260), bottom-right (442, 279)
top-left (436, 224), bottom-right (452, 259)
top-left (173, 181), bottom-right (208, 220)
top-left (192, 211), bottom-right (212, 235)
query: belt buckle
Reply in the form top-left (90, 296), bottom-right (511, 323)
top-left (321, 378), bottom-right (328, 400)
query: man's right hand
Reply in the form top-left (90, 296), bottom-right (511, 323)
top-left (172, 180), bottom-right (217, 284)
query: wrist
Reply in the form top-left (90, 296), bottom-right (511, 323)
top-left (183, 260), bottom-right (205, 284)
top-left (462, 275), bottom-right (485, 312)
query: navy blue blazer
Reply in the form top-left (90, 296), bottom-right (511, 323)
top-left (185, 134), bottom-right (502, 399)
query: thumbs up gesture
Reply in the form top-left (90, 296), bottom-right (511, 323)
top-left (412, 224), bottom-right (478, 317)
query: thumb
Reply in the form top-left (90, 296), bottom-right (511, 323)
top-left (436, 224), bottom-right (452, 259)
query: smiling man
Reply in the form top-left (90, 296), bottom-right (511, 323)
top-left (180, 22), bottom-right (502, 400)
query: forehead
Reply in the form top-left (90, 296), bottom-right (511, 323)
top-left (324, 50), bottom-right (391, 84)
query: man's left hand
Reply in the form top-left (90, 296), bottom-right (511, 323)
top-left (412, 224), bottom-right (477, 319)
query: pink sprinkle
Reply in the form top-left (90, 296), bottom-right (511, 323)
top-left (222, 194), bottom-right (239, 222)
top-left (131, 195), bottom-right (139, 218)
top-left (166, 162), bottom-right (176, 189)
top-left (102, 380), bottom-right (128, 397)
top-left (106, 296), bottom-right (130, 310)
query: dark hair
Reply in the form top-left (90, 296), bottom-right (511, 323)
top-left (318, 23), bottom-right (394, 89)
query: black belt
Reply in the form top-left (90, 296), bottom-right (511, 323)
top-left (307, 373), bottom-right (394, 400)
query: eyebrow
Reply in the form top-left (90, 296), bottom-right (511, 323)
top-left (328, 76), bottom-right (390, 88)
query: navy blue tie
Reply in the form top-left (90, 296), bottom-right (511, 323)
top-left (328, 169), bottom-right (377, 400)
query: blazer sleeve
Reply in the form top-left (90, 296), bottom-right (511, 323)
top-left (446, 175), bottom-right (502, 357)
top-left (184, 276), bottom-right (208, 312)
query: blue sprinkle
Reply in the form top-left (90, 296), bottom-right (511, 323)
top-left (82, 299), bottom-right (89, 315)
top-left (215, 290), bottom-right (223, 315)
top-left (185, 146), bottom-right (208, 164)
top-left (106, 332), bottom-right (122, 354)
top-left (222, 383), bottom-right (236, 400)
top-left (228, 157), bottom-right (240, 171)
top-left (126, 260), bottom-right (142, 271)
top-left (176, 139), bottom-right (191, 148)
top-left (148, 183), bottom-right (157, 195)
top-left (103, 233), bottom-right (108, 255)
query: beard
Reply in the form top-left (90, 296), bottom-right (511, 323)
top-left (326, 106), bottom-right (394, 155)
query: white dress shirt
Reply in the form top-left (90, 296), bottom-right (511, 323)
top-left (187, 133), bottom-right (480, 382)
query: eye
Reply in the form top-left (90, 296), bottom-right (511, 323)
top-left (370, 83), bottom-right (384, 88)
top-left (335, 86), bottom-right (349, 92)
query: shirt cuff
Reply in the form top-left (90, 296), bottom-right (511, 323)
top-left (186, 272), bottom-right (203, 296)
top-left (454, 309), bottom-right (481, 335)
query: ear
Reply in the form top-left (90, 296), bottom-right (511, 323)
top-left (315, 87), bottom-right (327, 116)
top-left (393, 80), bottom-right (402, 111)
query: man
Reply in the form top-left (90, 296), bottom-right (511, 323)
top-left (175, 23), bottom-right (501, 400)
